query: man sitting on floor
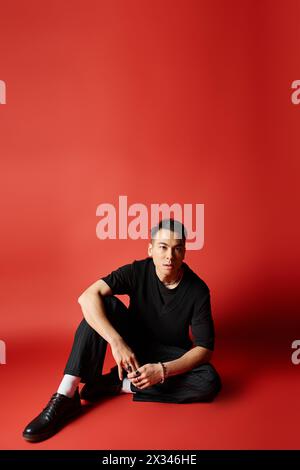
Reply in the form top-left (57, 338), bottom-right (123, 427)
top-left (23, 218), bottom-right (221, 442)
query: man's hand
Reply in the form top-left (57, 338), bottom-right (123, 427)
top-left (127, 363), bottom-right (163, 389)
top-left (110, 338), bottom-right (140, 380)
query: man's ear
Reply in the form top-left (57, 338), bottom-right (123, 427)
top-left (148, 242), bottom-right (153, 257)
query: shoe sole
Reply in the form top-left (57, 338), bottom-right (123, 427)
top-left (22, 408), bottom-right (82, 443)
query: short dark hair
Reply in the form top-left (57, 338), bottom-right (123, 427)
top-left (150, 218), bottom-right (187, 242)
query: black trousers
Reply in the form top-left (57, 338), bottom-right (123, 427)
top-left (64, 296), bottom-right (222, 404)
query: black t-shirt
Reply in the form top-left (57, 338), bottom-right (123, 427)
top-left (157, 279), bottom-right (179, 305)
top-left (101, 257), bottom-right (215, 351)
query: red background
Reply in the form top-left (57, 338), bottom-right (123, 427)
top-left (0, 0), bottom-right (299, 449)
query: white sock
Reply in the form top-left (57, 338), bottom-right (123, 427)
top-left (57, 374), bottom-right (81, 398)
top-left (121, 377), bottom-right (134, 394)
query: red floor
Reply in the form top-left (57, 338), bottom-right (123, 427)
top-left (0, 327), bottom-right (299, 450)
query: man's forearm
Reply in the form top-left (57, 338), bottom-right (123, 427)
top-left (78, 293), bottom-right (122, 345)
top-left (164, 346), bottom-right (212, 378)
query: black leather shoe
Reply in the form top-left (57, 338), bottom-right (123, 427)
top-left (23, 389), bottom-right (82, 442)
top-left (80, 366), bottom-right (122, 402)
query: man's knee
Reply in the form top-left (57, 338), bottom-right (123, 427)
top-left (102, 295), bottom-right (128, 316)
top-left (76, 295), bottom-right (132, 342)
top-left (74, 318), bottom-right (98, 340)
top-left (75, 296), bottom-right (128, 335)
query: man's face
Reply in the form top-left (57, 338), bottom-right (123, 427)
top-left (148, 228), bottom-right (186, 277)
